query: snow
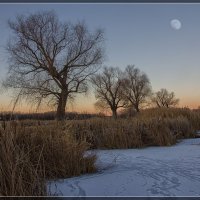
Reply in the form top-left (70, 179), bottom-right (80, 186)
top-left (48, 138), bottom-right (200, 196)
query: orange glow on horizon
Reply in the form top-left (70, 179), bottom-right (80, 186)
top-left (1, 94), bottom-right (200, 114)
top-left (179, 99), bottom-right (200, 110)
top-left (1, 102), bottom-right (200, 114)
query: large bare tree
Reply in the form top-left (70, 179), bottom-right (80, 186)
top-left (91, 67), bottom-right (127, 119)
top-left (151, 88), bottom-right (179, 108)
top-left (122, 65), bottom-right (152, 112)
top-left (3, 11), bottom-right (104, 120)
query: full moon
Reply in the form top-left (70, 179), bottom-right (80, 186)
top-left (170, 19), bottom-right (182, 30)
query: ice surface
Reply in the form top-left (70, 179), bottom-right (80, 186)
top-left (48, 138), bottom-right (200, 196)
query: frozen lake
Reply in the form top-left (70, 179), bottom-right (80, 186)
top-left (49, 138), bottom-right (200, 196)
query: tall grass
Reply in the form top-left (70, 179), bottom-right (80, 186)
top-left (0, 107), bottom-right (198, 195)
top-left (67, 118), bottom-right (176, 149)
top-left (67, 108), bottom-right (197, 149)
top-left (138, 107), bottom-right (200, 131)
top-left (0, 121), bottom-right (96, 196)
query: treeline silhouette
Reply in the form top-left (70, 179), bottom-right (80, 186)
top-left (0, 112), bottom-right (104, 121)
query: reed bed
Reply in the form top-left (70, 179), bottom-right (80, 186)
top-left (0, 121), bottom-right (96, 196)
top-left (67, 108), bottom-right (197, 149)
top-left (0, 107), bottom-right (198, 196)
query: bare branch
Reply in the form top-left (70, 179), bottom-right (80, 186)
top-left (3, 11), bottom-right (105, 120)
top-left (122, 65), bottom-right (152, 112)
top-left (91, 67), bottom-right (127, 118)
top-left (151, 88), bottom-right (179, 108)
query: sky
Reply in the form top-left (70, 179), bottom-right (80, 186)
top-left (0, 3), bottom-right (200, 113)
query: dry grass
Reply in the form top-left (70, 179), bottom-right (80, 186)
top-left (0, 121), bottom-right (96, 196)
top-left (138, 107), bottom-right (200, 131)
top-left (0, 107), bottom-right (198, 195)
top-left (67, 108), bottom-right (197, 149)
top-left (66, 118), bottom-right (176, 149)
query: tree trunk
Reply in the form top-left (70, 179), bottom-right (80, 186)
top-left (112, 109), bottom-right (117, 119)
top-left (135, 104), bottom-right (140, 112)
top-left (56, 90), bottom-right (68, 121)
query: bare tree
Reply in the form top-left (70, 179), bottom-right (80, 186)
top-left (151, 88), bottom-right (179, 108)
top-left (3, 11), bottom-right (104, 120)
top-left (91, 67), bottom-right (127, 119)
top-left (122, 65), bottom-right (152, 112)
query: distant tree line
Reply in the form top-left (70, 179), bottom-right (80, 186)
top-left (0, 112), bottom-right (104, 121)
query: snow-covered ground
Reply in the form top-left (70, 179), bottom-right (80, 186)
top-left (48, 138), bottom-right (200, 196)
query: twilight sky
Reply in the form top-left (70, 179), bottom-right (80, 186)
top-left (0, 3), bottom-right (200, 113)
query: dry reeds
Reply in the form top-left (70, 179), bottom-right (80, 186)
top-left (0, 121), bottom-right (96, 196)
top-left (138, 107), bottom-right (200, 130)
top-left (0, 107), bottom-right (198, 195)
top-left (67, 108), bottom-right (197, 149)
